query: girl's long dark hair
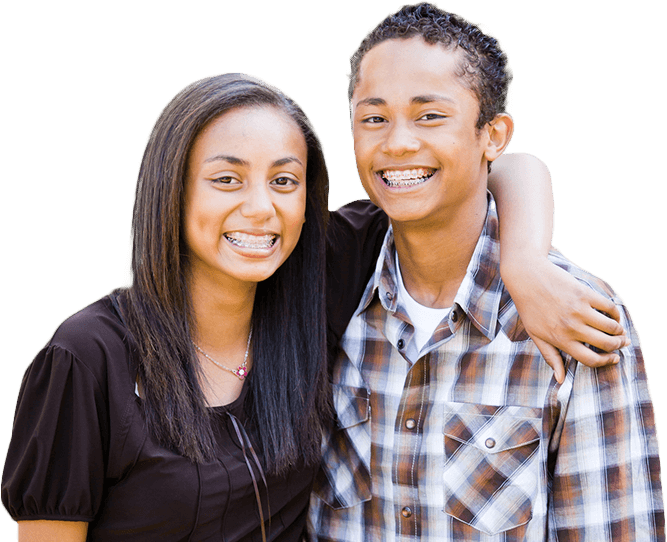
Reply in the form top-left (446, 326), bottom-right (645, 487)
top-left (119, 74), bottom-right (329, 473)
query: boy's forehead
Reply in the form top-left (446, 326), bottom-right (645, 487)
top-left (353, 37), bottom-right (469, 104)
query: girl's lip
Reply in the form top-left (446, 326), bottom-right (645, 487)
top-left (224, 228), bottom-right (279, 237)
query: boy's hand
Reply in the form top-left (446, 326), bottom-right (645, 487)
top-left (501, 255), bottom-right (629, 383)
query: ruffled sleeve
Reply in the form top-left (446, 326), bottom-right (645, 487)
top-left (2, 343), bottom-right (108, 521)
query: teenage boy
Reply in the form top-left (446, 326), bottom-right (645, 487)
top-left (309, 4), bottom-right (663, 540)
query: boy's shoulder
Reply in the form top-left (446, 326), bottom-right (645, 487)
top-left (548, 249), bottom-right (619, 303)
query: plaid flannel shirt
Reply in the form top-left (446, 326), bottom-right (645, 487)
top-left (309, 195), bottom-right (664, 541)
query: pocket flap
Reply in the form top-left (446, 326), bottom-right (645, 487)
top-left (333, 384), bottom-right (370, 430)
top-left (444, 403), bottom-right (541, 454)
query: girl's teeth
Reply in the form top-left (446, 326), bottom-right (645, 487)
top-left (225, 233), bottom-right (276, 248)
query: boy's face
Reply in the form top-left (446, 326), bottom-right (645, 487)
top-left (351, 36), bottom-right (493, 227)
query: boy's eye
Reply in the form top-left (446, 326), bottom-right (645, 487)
top-left (418, 113), bottom-right (446, 121)
top-left (362, 116), bottom-right (385, 124)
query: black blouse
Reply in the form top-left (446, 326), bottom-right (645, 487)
top-left (1, 201), bottom-right (388, 541)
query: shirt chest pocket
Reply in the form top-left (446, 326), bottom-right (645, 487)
top-left (443, 402), bottom-right (542, 536)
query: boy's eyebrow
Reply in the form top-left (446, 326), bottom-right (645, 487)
top-left (355, 95), bottom-right (455, 107)
top-left (411, 94), bottom-right (455, 105)
top-left (355, 97), bottom-right (386, 107)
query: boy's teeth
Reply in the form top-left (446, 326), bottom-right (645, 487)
top-left (381, 168), bottom-right (433, 187)
top-left (225, 232), bottom-right (277, 248)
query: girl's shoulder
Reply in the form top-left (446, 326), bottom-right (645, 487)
top-left (47, 293), bottom-right (133, 374)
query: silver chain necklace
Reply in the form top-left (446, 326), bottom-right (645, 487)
top-left (193, 327), bottom-right (253, 380)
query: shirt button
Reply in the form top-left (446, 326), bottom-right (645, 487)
top-left (401, 506), bottom-right (413, 518)
top-left (405, 418), bottom-right (416, 430)
top-left (451, 310), bottom-right (459, 323)
top-left (386, 292), bottom-right (394, 301)
top-left (485, 438), bottom-right (496, 449)
top-left (397, 339), bottom-right (405, 349)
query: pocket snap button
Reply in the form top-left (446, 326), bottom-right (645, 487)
top-left (485, 438), bottom-right (496, 449)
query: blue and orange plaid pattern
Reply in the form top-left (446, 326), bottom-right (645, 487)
top-left (309, 195), bottom-right (664, 541)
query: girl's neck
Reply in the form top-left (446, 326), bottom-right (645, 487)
top-left (188, 272), bottom-right (255, 353)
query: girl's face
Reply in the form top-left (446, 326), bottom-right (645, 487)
top-left (183, 105), bottom-right (308, 291)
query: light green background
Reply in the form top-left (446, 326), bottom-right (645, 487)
top-left (1, 0), bottom-right (663, 536)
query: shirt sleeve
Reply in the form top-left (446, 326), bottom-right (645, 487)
top-left (548, 303), bottom-right (665, 540)
top-left (2, 343), bottom-right (108, 522)
top-left (326, 200), bottom-right (388, 349)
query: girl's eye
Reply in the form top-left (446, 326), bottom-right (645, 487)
top-left (272, 177), bottom-right (298, 187)
top-left (212, 176), bottom-right (240, 185)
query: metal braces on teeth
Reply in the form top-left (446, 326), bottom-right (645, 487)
top-left (386, 177), bottom-right (428, 187)
top-left (225, 235), bottom-right (276, 249)
top-left (381, 169), bottom-right (434, 187)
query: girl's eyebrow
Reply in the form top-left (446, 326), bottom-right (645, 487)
top-left (204, 154), bottom-right (249, 166)
top-left (204, 155), bottom-right (303, 168)
top-left (272, 157), bottom-right (303, 168)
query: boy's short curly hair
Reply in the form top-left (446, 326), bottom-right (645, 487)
top-left (349, 3), bottom-right (512, 129)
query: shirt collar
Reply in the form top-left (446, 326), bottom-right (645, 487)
top-left (356, 192), bottom-right (504, 341)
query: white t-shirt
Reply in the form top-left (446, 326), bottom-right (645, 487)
top-left (395, 252), bottom-right (450, 363)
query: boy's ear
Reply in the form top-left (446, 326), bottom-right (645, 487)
top-left (484, 113), bottom-right (514, 162)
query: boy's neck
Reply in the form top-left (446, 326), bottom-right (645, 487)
top-left (392, 193), bottom-right (488, 308)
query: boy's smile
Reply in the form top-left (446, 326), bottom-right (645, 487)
top-left (351, 36), bottom-right (501, 229)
